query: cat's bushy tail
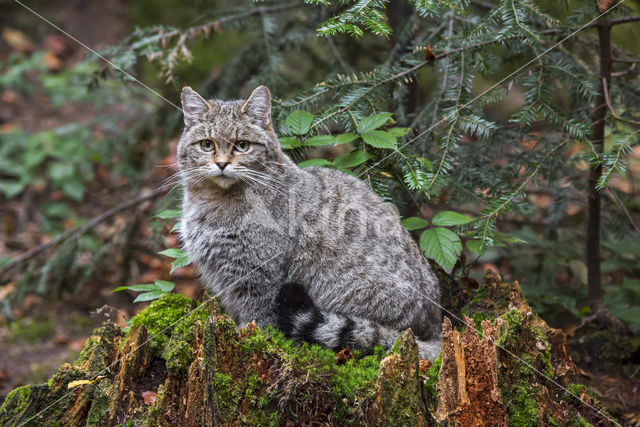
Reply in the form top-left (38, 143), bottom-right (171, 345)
top-left (275, 283), bottom-right (440, 360)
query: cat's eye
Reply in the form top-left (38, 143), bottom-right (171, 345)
top-left (234, 141), bottom-right (251, 153)
top-left (199, 140), bottom-right (215, 152)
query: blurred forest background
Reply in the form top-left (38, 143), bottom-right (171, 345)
top-left (0, 0), bottom-right (639, 419)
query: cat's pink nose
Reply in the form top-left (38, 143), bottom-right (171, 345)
top-left (216, 162), bottom-right (229, 170)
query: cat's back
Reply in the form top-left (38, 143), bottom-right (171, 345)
top-left (298, 165), bottom-right (396, 214)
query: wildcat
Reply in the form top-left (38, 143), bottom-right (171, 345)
top-left (177, 85), bottom-right (442, 360)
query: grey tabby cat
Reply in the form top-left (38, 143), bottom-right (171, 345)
top-left (177, 85), bottom-right (442, 360)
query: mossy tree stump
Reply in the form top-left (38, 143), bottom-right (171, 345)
top-left (0, 274), bottom-right (617, 426)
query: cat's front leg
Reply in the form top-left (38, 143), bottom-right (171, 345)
top-left (217, 281), bottom-right (278, 329)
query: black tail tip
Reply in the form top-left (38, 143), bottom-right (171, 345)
top-left (275, 283), bottom-right (315, 335)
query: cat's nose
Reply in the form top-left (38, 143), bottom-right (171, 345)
top-left (216, 162), bottom-right (229, 170)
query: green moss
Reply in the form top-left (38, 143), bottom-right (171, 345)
top-left (85, 384), bottom-right (110, 426)
top-left (0, 385), bottom-right (34, 424)
top-left (129, 293), bottom-right (193, 353)
top-left (331, 349), bottom-right (383, 422)
top-left (244, 326), bottom-right (386, 424)
top-left (563, 383), bottom-right (590, 405)
top-left (503, 383), bottom-right (539, 427)
top-left (547, 415), bottom-right (562, 427)
top-left (496, 309), bottom-right (525, 348)
top-left (471, 286), bottom-right (486, 303)
top-left (212, 372), bottom-right (243, 422)
top-left (128, 293), bottom-right (210, 374)
top-left (539, 346), bottom-right (553, 378)
top-left (424, 352), bottom-right (442, 407)
top-left (239, 372), bottom-right (280, 426)
top-left (569, 414), bottom-right (593, 427)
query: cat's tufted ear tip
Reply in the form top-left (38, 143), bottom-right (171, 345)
top-left (181, 86), bottom-right (211, 127)
top-left (242, 85), bottom-right (272, 128)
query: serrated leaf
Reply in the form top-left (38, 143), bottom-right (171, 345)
top-left (155, 209), bottom-right (181, 219)
top-left (305, 135), bottom-right (335, 146)
top-left (154, 280), bottom-right (176, 292)
top-left (419, 228), bottom-right (462, 271)
top-left (466, 239), bottom-right (485, 255)
top-left (357, 113), bottom-right (392, 134)
top-left (298, 158), bottom-right (333, 168)
top-left (133, 290), bottom-right (167, 303)
top-left (279, 136), bottom-right (301, 149)
top-left (387, 127), bottom-right (410, 137)
top-left (170, 256), bottom-right (191, 274)
top-left (334, 150), bottom-right (373, 169)
top-left (335, 133), bottom-right (358, 145)
top-left (159, 248), bottom-right (187, 259)
top-left (362, 130), bottom-right (397, 149)
top-left (402, 217), bottom-right (429, 231)
top-left (432, 211), bottom-right (473, 226)
top-left (285, 110), bottom-right (314, 135)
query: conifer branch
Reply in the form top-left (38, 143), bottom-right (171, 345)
top-left (608, 15), bottom-right (640, 26)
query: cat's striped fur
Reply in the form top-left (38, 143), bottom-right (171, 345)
top-left (178, 86), bottom-right (442, 360)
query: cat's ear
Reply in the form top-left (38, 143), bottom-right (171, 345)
top-left (241, 86), bottom-right (272, 129)
top-left (181, 87), bottom-right (212, 127)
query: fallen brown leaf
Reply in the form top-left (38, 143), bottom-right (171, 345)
top-left (336, 348), bottom-right (354, 365)
top-left (419, 358), bottom-right (432, 374)
top-left (142, 391), bottom-right (157, 405)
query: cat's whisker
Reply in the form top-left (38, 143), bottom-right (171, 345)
top-left (239, 173), bottom-right (287, 197)
top-left (162, 167), bottom-right (208, 185)
top-left (240, 173), bottom-right (288, 195)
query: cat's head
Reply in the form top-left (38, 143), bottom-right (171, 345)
top-left (177, 86), bottom-right (282, 190)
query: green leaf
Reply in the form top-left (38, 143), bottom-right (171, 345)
top-left (402, 217), bottom-right (429, 231)
top-left (335, 133), bottom-right (358, 145)
top-left (61, 180), bottom-right (85, 201)
top-left (466, 240), bottom-right (485, 255)
top-left (362, 130), bottom-right (397, 149)
top-left (419, 228), bottom-right (462, 271)
top-left (0, 181), bottom-right (26, 198)
top-left (47, 162), bottom-right (74, 181)
top-left (432, 211), bottom-right (473, 226)
top-left (387, 127), bottom-right (410, 137)
top-left (112, 283), bottom-right (158, 293)
top-left (170, 256), bottom-right (191, 274)
top-left (334, 150), bottom-right (373, 169)
top-left (357, 113), bottom-right (392, 134)
top-left (133, 290), bottom-right (167, 303)
top-left (298, 158), bottom-right (333, 168)
top-left (279, 137), bottom-right (301, 149)
top-left (159, 248), bottom-right (187, 259)
top-left (285, 110), bottom-right (314, 135)
top-left (154, 280), bottom-right (176, 292)
top-left (155, 209), bottom-right (181, 219)
top-left (170, 221), bottom-right (181, 233)
top-left (304, 135), bottom-right (335, 146)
